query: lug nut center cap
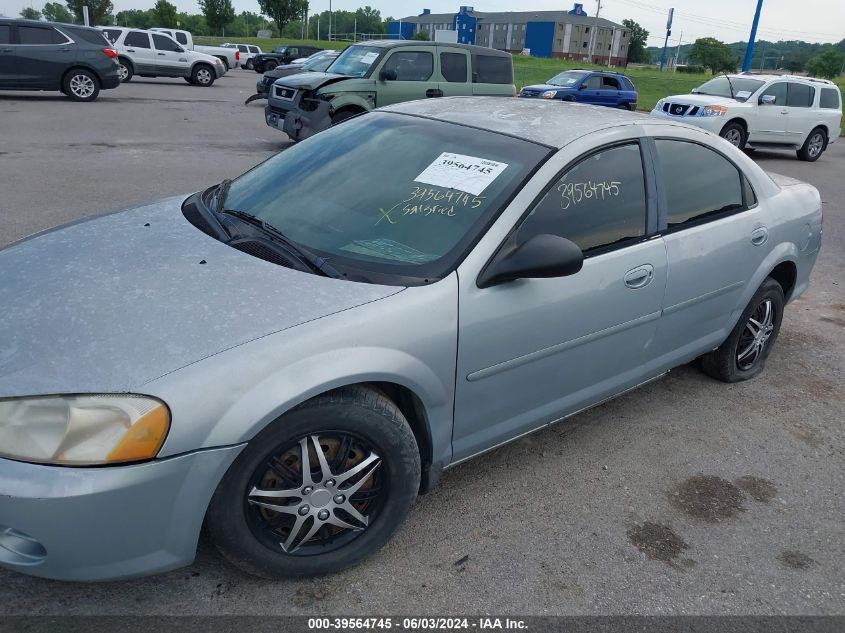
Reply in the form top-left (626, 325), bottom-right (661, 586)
top-left (310, 489), bottom-right (332, 508)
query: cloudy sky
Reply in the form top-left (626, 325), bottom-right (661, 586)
top-left (3, 0), bottom-right (844, 46)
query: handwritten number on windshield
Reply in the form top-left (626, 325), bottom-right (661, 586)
top-left (558, 181), bottom-right (621, 210)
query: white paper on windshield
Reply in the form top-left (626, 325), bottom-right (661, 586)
top-left (360, 52), bottom-right (379, 64)
top-left (414, 153), bottom-right (508, 196)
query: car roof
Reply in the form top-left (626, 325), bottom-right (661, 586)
top-left (384, 97), bottom-right (676, 148)
top-left (733, 73), bottom-right (836, 86)
top-left (357, 39), bottom-right (511, 58)
top-left (8, 18), bottom-right (102, 32)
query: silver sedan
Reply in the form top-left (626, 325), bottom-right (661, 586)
top-left (0, 98), bottom-right (822, 581)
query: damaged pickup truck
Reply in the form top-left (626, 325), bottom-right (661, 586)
top-left (264, 40), bottom-right (515, 142)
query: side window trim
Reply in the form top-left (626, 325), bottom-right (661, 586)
top-left (651, 136), bottom-right (752, 234)
top-left (486, 138), bottom-right (655, 269)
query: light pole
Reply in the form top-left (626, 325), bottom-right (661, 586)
top-left (742, 0), bottom-right (764, 73)
top-left (328, 0), bottom-right (332, 42)
top-left (658, 8), bottom-right (673, 71)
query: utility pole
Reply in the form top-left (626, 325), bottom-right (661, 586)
top-left (673, 30), bottom-right (683, 70)
top-left (742, 0), bottom-right (764, 72)
top-left (658, 7), bottom-right (673, 71)
top-left (586, 0), bottom-right (601, 63)
top-left (607, 26), bottom-right (615, 65)
top-left (328, 0), bottom-right (332, 42)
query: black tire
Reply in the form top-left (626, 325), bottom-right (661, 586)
top-left (217, 57), bottom-right (229, 72)
top-left (63, 68), bottom-right (100, 102)
top-left (117, 58), bottom-right (133, 83)
top-left (183, 77), bottom-right (194, 84)
top-left (191, 64), bottom-right (215, 87)
top-left (254, 63), bottom-right (263, 73)
top-left (700, 277), bottom-right (785, 383)
top-left (245, 59), bottom-right (253, 70)
top-left (719, 121), bottom-right (747, 149)
top-left (207, 385), bottom-right (421, 579)
top-left (264, 59), bottom-right (278, 71)
top-left (797, 127), bottom-right (827, 162)
top-left (330, 109), bottom-right (359, 125)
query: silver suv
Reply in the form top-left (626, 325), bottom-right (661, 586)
top-left (101, 27), bottom-right (226, 86)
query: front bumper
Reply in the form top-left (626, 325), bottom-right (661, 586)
top-left (0, 445), bottom-right (243, 581)
top-left (265, 98), bottom-right (331, 141)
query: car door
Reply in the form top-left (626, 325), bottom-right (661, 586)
top-left (15, 24), bottom-right (75, 89)
top-left (374, 48), bottom-right (438, 106)
top-left (646, 132), bottom-right (769, 370)
top-left (151, 33), bottom-right (187, 76)
top-left (123, 30), bottom-right (156, 75)
top-left (452, 138), bottom-right (667, 461)
top-left (752, 81), bottom-right (789, 143)
top-left (784, 82), bottom-right (816, 145)
top-left (599, 74), bottom-right (622, 106)
top-left (574, 73), bottom-right (603, 104)
top-left (0, 23), bottom-right (16, 89)
top-left (436, 48), bottom-right (471, 97)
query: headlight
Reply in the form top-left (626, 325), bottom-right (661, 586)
top-left (541, 90), bottom-right (558, 99)
top-left (0, 395), bottom-right (170, 465)
top-left (701, 105), bottom-right (727, 117)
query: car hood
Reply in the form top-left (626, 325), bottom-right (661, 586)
top-left (0, 197), bottom-right (402, 396)
top-left (273, 71), bottom-right (351, 91)
top-left (523, 83), bottom-right (575, 93)
top-left (665, 93), bottom-right (743, 107)
top-left (266, 64), bottom-right (305, 80)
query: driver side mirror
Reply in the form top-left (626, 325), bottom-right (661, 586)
top-left (578, 83), bottom-right (587, 90)
top-left (759, 94), bottom-right (776, 105)
top-left (175, 46), bottom-right (185, 53)
top-left (379, 68), bottom-right (398, 82)
top-left (477, 234), bottom-right (584, 289)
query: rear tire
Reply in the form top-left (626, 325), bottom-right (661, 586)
top-left (117, 58), bottom-right (133, 83)
top-left (797, 128), bottom-right (826, 162)
top-left (63, 69), bottom-right (100, 102)
top-left (700, 277), bottom-right (784, 383)
top-left (183, 77), bottom-right (194, 84)
top-left (719, 121), bottom-right (747, 149)
top-left (206, 385), bottom-right (420, 579)
top-left (264, 60), bottom-right (278, 71)
top-left (245, 59), bottom-right (253, 70)
top-left (191, 64), bottom-right (215, 87)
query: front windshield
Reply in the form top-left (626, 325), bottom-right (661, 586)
top-left (692, 76), bottom-right (764, 98)
top-left (546, 70), bottom-right (587, 87)
top-left (219, 112), bottom-right (551, 281)
top-left (273, 46), bottom-right (288, 53)
top-left (303, 53), bottom-right (337, 72)
top-left (327, 45), bottom-right (382, 78)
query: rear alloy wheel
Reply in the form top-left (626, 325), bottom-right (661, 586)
top-left (192, 64), bottom-right (215, 87)
top-left (63, 69), bottom-right (100, 102)
top-left (117, 59), bottom-right (133, 82)
top-left (207, 386), bottom-right (420, 578)
top-left (719, 122), bottom-right (747, 149)
top-left (797, 128), bottom-right (826, 162)
top-left (700, 277), bottom-right (784, 382)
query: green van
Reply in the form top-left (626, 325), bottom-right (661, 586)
top-left (264, 40), bottom-right (516, 141)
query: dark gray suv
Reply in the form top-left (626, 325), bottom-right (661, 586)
top-left (0, 19), bottom-right (121, 101)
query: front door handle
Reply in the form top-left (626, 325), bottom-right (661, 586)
top-left (0, 48), bottom-right (12, 53)
top-left (426, 88), bottom-right (444, 98)
top-left (751, 226), bottom-right (769, 246)
top-left (58, 48), bottom-right (72, 52)
top-left (157, 52), bottom-right (166, 56)
top-left (126, 48), bottom-right (136, 52)
top-left (624, 264), bottom-right (655, 289)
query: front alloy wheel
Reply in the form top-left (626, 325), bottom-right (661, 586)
top-left (207, 386), bottom-right (420, 578)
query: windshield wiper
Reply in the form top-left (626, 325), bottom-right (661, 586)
top-left (209, 178), bottom-right (232, 212)
top-left (219, 208), bottom-right (341, 279)
top-left (723, 73), bottom-right (735, 99)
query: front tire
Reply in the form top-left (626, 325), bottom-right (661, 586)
top-left (700, 277), bottom-right (784, 382)
top-left (63, 69), bottom-right (100, 102)
top-left (207, 386), bottom-right (421, 579)
top-left (797, 128), bottom-right (826, 162)
top-left (720, 121), bottom-right (747, 149)
top-left (264, 60), bottom-right (278, 71)
top-left (191, 64), bottom-right (215, 87)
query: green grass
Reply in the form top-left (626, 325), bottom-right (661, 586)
top-left (199, 36), bottom-right (844, 135)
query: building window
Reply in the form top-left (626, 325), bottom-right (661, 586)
top-left (557, 38), bottom-right (562, 46)
top-left (585, 27), bottom-right (590, 33)
top-left (583, 41), bottom-right (588, 47)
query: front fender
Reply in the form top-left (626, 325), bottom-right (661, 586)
top-left (326, 92), bottom-right (374, 114)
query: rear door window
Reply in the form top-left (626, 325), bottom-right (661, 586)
top-left (238, 45), bottom-right (248, 53)
top-left (69, 28), bottom-right (111, 45)
top-left (601, 75), bottom-right (621, 89)
top-left (175, 32), bottom-right (188, 45)
top-left (19, 26), bottom-right (65, 45)
top-left (125, 31), bottom-right (151, 48)
top-left (819, 87), bottom-right (841, 109)
top-left (248, 46), bottom-right (260, 54)
top-left (440, 51), bottom-right (468, 82)
top-left (472, 54), bottom-right (512, 84)
top-left (786, 82), bottom-right (814, 107)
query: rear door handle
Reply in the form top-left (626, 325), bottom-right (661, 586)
top-left (157, 52), bottom-right (166, 56)
top-left (751, 227), bottom-right (769, 246)
top-left (624, 264), bottom-right (655, 289)
top-left (426, 88), bottom-right (443, 98)
top-left (126, 48), bottom-right (136, 52)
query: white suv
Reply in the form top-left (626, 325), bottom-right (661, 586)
top-left (652, 74), bottom-right (842, 161)
top-left (101, 27), bottom-right (226, 87)
top-left (222, 43), bottom-right (263, 70)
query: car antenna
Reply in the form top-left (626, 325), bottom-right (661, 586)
top-left (722, 72), bottom-right (735, 99)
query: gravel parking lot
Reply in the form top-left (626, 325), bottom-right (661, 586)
top-left (0, 71), bottom-right (843, 616)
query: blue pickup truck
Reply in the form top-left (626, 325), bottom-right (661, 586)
top-left (519, 69), bottom-right (638, 110)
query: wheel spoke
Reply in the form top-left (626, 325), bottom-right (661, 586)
top-left (248, 485), bottom-right (301, 500)
top-left (281, 514), bottom-right (308, 552)
top-left (249, 499), bottom-right (300, 515)
top-left (267, 455), bottom-right (302, 487)
top-left (339, 502), bottom-right (368, 526)
top-left (330, 434), bottom-right (353, 474)
top-left (761, 301), bottom-right (773, 328)
top-left (326, 512), bottom-right (365, 532)
top-left (298, 437), bottom-right (315, 486)
top-left (349, 487), bottom-right (381, 502)
top-left (310, 435), bottom-right (334, 481)
top-left (747, 318), bottom-right (762, 336)
top-left (341, 458), bottom-right (381, 496)
top-left (737, 341), bottom-right (757, 362)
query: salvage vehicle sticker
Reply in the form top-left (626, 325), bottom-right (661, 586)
top-left (360, 52), bottom-right (379, 64)
top-left (414, 153), bottom-right (508, 196)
